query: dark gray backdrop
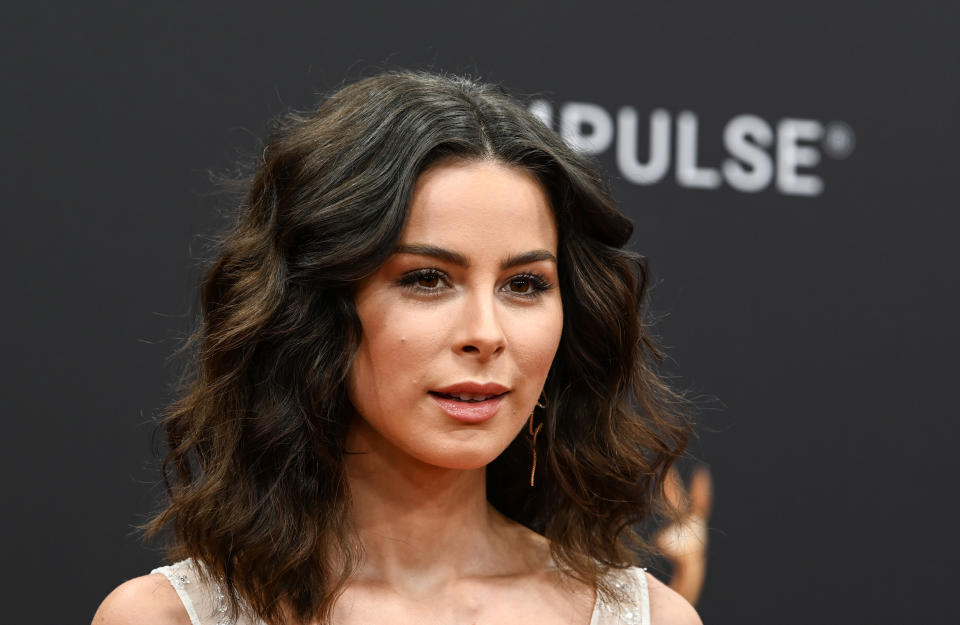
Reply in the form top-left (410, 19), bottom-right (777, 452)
top-left (3, 2), bottom-right (957, 623)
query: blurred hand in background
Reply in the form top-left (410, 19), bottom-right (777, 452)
top-left (656, 465), bottom-right (712, 606)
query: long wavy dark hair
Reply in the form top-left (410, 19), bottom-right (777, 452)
top-left (145, 70), bottom-right (691, 625)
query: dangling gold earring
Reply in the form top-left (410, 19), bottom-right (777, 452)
top-left (528, 395), bottom-right (546, 487)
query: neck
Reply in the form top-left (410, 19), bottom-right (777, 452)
top-left (344, 419), bottom-right (526, 593)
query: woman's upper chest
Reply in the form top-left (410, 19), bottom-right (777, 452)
top-left (153, 560), bottom-right (649, 625)
top-left (330, 569), bottom-right (650, 624)
top-left (330, 572), bottom-right (599, 625)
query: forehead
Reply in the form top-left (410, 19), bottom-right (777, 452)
top-left (401, 159), bottom-right (558, 253)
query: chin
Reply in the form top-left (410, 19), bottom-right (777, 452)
top-left (418, 445), bottom-right (505, 472)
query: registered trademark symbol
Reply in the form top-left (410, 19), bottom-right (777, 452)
top-left (823, 121), bottom-right (855, 159)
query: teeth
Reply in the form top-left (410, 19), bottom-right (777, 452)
top-left (438, 392), bottom-right (497, 402)
top-left (460, 393), bottom-right (491, 401)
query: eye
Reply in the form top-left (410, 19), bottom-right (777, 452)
top-left (503, 273), bottom-right (553, 298)
top-left (416, 272), bottom-right (441, 288)
top-left (509, 277), bottom-right (535, 294)
top-left (397, 269), bottom-right (449, 294)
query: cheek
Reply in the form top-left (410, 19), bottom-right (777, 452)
top-left (509, 303), bottom-right (564, 375)
top-left (350, 305), bottom-right (448, 400)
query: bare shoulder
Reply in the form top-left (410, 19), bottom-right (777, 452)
top-left (92, 573), bottom-right (191, 625)
top-left (645, 571), bottom-right (703, 625)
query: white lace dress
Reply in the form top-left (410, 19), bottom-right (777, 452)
top-left (153, 559), bottom-right (651, 625)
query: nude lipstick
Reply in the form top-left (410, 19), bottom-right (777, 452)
top-left (429, 382), bottom-right (509, 424)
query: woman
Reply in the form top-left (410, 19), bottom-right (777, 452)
top-left (94, 71), bottom-right (701, 625)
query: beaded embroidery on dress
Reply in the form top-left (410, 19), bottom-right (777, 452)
top-left (590, 566), bottom-right (652, 625)
top-left (153, 559), bottom-right (651, 625)
top-left (152, 560), bottom-right (262, 625)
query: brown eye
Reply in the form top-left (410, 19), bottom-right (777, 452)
top-left (397, 269), bottom-right (448, 294)
top-left (509, 277), bottom-right (533, 294)
top-left (417, 273), bottom-right (440, 288)
top-left (503, 273), bottom-right (552, 298)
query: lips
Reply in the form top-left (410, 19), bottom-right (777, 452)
top-left (432, 391), bottom-right (504, 402)
top-left (429, 382), bottom-right (509, 423)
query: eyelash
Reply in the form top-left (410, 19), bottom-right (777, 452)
top-left (396, 268), bottom-right (554, 299)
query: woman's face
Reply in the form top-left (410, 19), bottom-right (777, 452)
top-left (347, 158), bottom-right (563, 471)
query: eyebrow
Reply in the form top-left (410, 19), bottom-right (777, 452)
top-left (394, 244), bottom-right (557, 270)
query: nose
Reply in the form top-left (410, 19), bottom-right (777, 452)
top-left (454, 291), bottom-right (506, 360)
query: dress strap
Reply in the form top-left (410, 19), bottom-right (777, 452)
top-left (634, 567), bottom-right (651, 625)
top-left (152, 560), bottom-right (203, 625)
top-left (596, 566), bottom-right (651, 624)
